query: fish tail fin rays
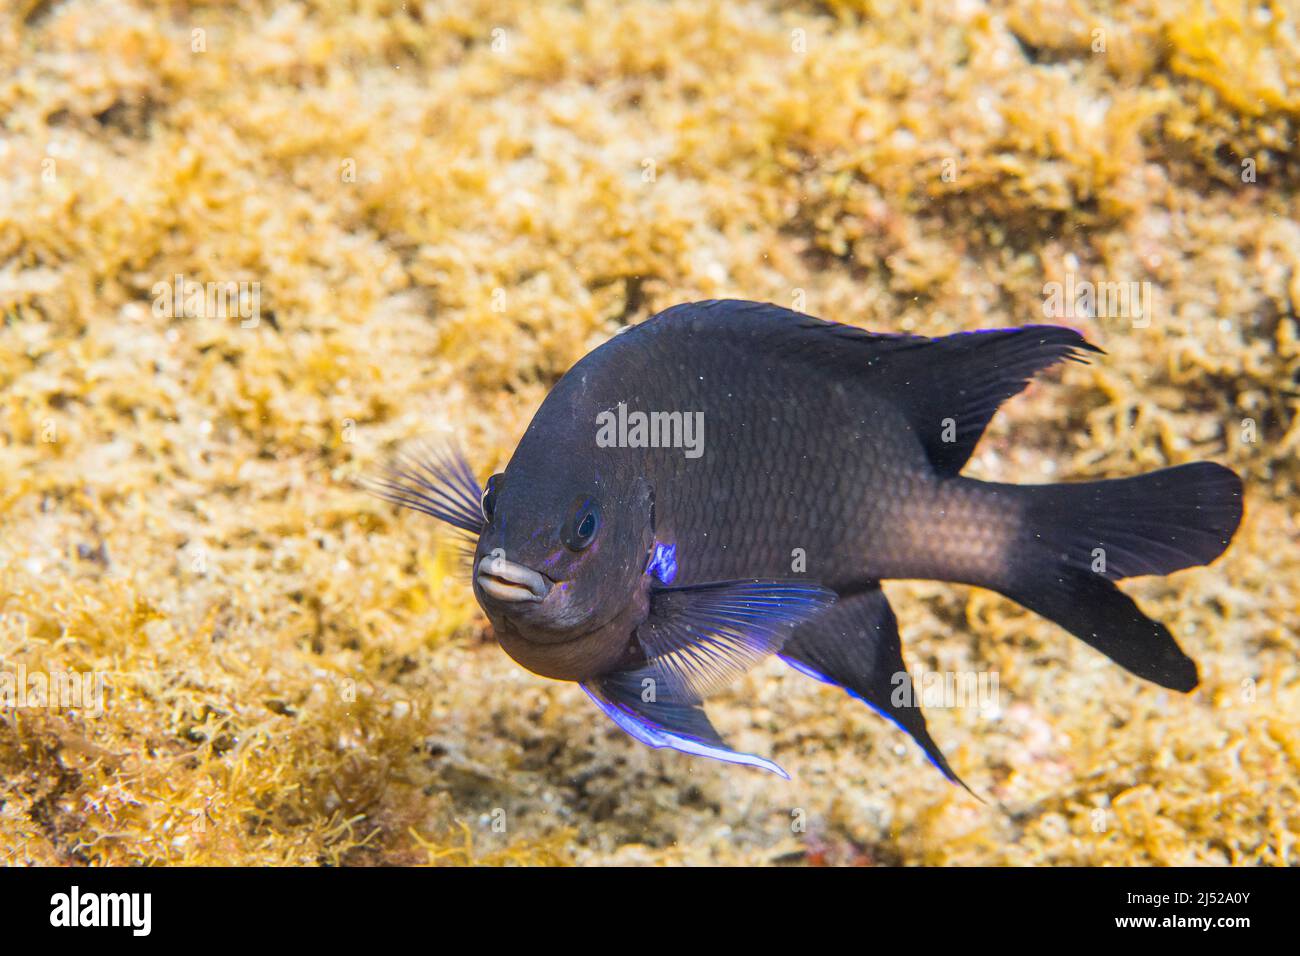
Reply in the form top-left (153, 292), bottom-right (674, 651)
top-left (582, 668), bottom-right (789, 778)
top-left (1001, 568), bottom-right (1201, 691)
top-left (780, 587), bottom-right (978, 796)
top-left (993, 462), bottom-right (1243, 692)
top-left (1017, 462), bottom-right (1244, 579)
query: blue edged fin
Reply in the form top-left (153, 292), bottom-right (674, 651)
top-left (780, 586), bottom-right (978, 796)
top-left (635, 579), bottom-right (837, 701)
top-left (581, 579), bottom-right (835, 776)
top-left (583, 667), bottom-right (789, 778)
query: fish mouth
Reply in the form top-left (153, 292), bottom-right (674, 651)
top-left (476, 554), bottom-right (551, 604)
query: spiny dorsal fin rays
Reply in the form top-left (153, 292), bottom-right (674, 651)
top-left (636, 579), bottom-right (837, 702)
top-left (365, 442), bottom-right (485, 536)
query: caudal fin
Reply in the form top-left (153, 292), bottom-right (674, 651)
top-left (1018, 462), bottom-right (1243, 580)
top-left (998, 462), bottom-right (1243, 691)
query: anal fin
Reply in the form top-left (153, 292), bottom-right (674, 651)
top-left (780, 587), bottom-right (976, 794)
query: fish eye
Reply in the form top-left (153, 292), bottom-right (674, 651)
top-left (481, 474), bottom-right (502, 522)
top-left (565, 498), bottom-right (601, 551)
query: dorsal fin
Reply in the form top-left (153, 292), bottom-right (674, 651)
top-left (646, 301), bottom-right (1101, 476)
top-left (868, 325), bottom-right (1103, 475)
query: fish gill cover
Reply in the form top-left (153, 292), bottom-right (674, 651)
top-left (0, 0), bottom-right (1297, 866)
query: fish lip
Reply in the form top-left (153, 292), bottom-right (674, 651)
top-left (476, 554), bottom-right (551, 604)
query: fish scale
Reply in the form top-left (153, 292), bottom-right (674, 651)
top-left (620, 315), bottom-right (952, 590)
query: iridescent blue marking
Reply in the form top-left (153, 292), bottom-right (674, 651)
top-left (645, 542), bottom-right (677, 584)
top-left (581, 685), bottom-right (789, 779)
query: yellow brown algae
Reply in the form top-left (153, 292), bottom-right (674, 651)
top-left (0, 0), bottom-right (1296, 866)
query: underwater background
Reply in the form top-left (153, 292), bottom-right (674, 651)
top-left (1, 0), bottom-right (1297, 865)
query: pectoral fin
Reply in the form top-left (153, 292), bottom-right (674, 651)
top-left (636, 579), bottom-right (836, 701)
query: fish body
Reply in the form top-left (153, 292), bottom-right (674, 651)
top-left (378, 299), bottom-right (1243, 783)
